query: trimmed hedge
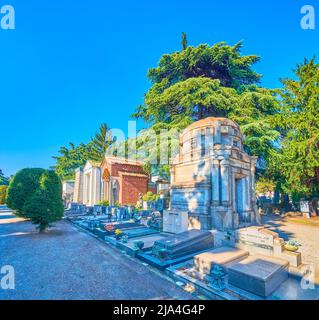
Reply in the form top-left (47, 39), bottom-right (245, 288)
top-left (23, 170), bottom-right (64, 232)
top-left (0, 185), bottom-right (7, 204)
top-left (6, 168), bottom-right (64, 232)
top-left (6, 168), bottom-right (45, 216)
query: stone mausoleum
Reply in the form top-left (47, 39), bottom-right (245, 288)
top-left (100, 156), bottom-right (148, 205)
top-left (73, 156), bottom-right (149, 206)
top-left (164, 117), bottom-right (260, 232)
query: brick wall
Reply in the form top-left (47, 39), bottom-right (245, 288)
top-left (111, 163), bottom-right (146, 177)
top-left (120, 175), bottom-right (148, 205)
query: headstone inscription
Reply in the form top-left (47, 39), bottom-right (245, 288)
top-left (234, 227), bottom-right (302, 267)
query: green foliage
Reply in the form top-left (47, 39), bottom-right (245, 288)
top-left (89, 123), bottom-right (114, 162)
top-left (6, 168), bottom-right (46, 215)
top-left (142, 191), bottom-right (159, 202)
top-left (181, 32), bottom-right (188, 50)
top-left (53, 143), bottom-right (92, 180)
top-left (98, 200), bottom-right (109, 206)
top-left (146, 41), bottom-right (261, 91)
top-left (0, 185), bottom-right (7, 204)
top-left (273, 58), bottom-right (319, 199)
top-left (53, 123), bottom-right (113, 180)
top-left (0, 169), bottom-right (9, 186)
top-left (132, 38), bottom-right (280, 177)
top-left (255, 177), bottom-right (276, 195)
top-left (23, 170), bottom-right (64, 232)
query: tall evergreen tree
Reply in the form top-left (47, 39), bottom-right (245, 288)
top-left (273, 58), bottom-right (319, 199)
top-left (89, 123), bottom-right (114, 162)
top-left (181, 32), bottom-right (188, 50)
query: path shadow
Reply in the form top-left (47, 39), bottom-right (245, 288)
top-left (261, 214), bottom-right (295, 241)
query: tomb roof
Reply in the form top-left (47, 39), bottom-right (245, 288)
top-left (182, 117), bottom-right (240, 134)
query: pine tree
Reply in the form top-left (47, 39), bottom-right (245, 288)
top-left (89, 123), bottom-right (114, 162)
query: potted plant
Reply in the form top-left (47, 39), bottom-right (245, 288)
top-left (285, 240), bottom-right (301, 252)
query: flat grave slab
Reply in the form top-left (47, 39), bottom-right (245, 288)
top-left (105, 232), bottom-right (169, 257)
top-left (194, 247), bottom-right (249, 275)
top-left (123, 227), bottom-right (159, 239)
top-left (138, 230), bottom-right (214, 270)
top-left (228, 254), bottom-right (289, 297)
top-left (153, 229), bottom-right (214, 260)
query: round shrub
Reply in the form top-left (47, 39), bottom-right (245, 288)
top-left (6, 168), bottom-right (46, 216)
top-left (23, 170), bottom-right (64, 232)
top-left (0, 185), bottom-right (8, 204)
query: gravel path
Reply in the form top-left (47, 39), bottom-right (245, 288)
top-left (0, 211), bottom-right (193, 300)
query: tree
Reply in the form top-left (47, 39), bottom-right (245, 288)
top-left (146, 40), bottom-right (260, 93)
top-left (23, 170), bottom-right (64, 232)
top-left (132, 38), bottom-right (280, 177)
top-left (0, 169), bottom-right (9, 186)
top-left (181, 32), bottom-right (188, 50)
top-left (53, 143), bottom-right (92, 180)
top-left (0, 185), bottom-right (7, 204)
top-left (52, 123), bottom-right (113, 180)
top-left (89, 123), bottom-right (114, 162)
top-left (255, 177), bottom-right (276, 195)
top-left (6, 168), bottom-right (46, 215)
top-left (273, 58), bottom-right (319, 200)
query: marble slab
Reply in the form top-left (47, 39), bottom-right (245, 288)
top-left (194, 247), bottom-right (249, 274)
top-left (152, 229), bottom-right (214, 260)
top-left (228, 254), bottom-right (289, 297)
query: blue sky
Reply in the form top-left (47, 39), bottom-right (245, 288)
top-left (0, 0), bottom-right (318, 176)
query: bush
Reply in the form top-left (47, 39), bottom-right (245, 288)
top-left (6, 168), bottom-right (46, 215)
top-left (0, 185), bottom-right (7, 204)
top-left (98, 200), bottom-right (109, 206)
top-left (23, 170), bottom-right (64, 232)
top-left (142, 191), bottom-right (159, 202)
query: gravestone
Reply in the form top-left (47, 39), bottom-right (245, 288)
top-left (300, 201), bottom-right (315, 218)
top-left (228, 254), bottom-right (289, 297)
top-left (163, 210), bottom-right (188, 234)
top-left (234, 226), bottom-right (302, 267)
top-left (152, 229), bottom-right (214, 260)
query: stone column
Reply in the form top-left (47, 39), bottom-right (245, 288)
top-left (220, 159), bottom-right (230, 207)
top-left (89, 172), bottom-right (93, 206)
top-left (211, 160), bottom-right (220, 205)
top-left (250, 157), bottom-right (259, 223)
top-left (83, 174), bottom-right (87, 205)
top-left (231, 172), bottom-right (236, 212)
top-left (109, 176), bottom-right (112, 205)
